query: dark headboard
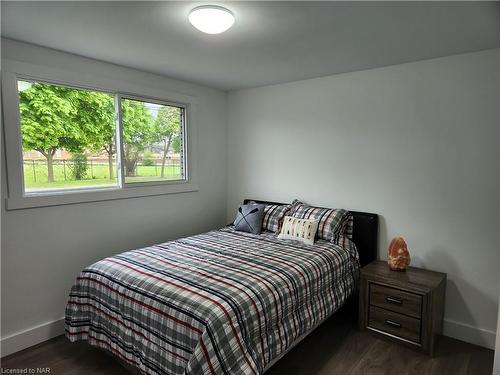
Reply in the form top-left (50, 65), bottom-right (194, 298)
top-left (243, 199), bottom-right (379, 267)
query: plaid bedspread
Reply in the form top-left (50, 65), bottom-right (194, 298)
top-left (65, 227), bottom-right (359, 375)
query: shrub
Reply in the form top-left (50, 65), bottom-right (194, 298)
top-left (142, 151), bottom-right (156, 166)
top-left (69, 153), bottom-right (88, 180)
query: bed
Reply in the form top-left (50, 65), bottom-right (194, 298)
top-left (65, 199), bottom-right (378, 375)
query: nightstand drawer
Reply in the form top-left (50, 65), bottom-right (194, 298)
top-left (370, 283), bottom-right (422, 319)
top-left (368, 306), bottom-right (421, 343)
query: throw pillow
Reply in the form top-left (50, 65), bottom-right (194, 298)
top-left (277, 216), bottom-right (319, 245)
top-left (234, 203), bottom-right (266, 234)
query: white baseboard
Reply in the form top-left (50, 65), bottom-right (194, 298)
top-left (0, 317), bottom-right (65, 357)
top-left (0, 316), bottom-right (495, 358)
top-left (443, 318), bottom-right (496, 349)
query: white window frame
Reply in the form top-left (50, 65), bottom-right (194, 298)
top-left (2, 58), bottom-right (199, 210)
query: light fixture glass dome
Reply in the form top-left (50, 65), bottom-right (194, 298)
top-left (189, 5), bottom-right (235, 34)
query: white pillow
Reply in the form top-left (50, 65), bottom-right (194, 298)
top-left (277, 216), bottom-right (319, 245)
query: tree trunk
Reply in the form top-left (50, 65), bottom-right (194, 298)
top-left (107, 144), bottom-right (114, 179)
top-left (160, 135), bottom-right (173, 178)
top-left (124, 145), bottom-right (138, 177)
top-left (124, 145), bottom-right (139, 177)
top-left (46, 152), bottom-right (55, 183)
top-left (125, 158), bottom-right (137, 177)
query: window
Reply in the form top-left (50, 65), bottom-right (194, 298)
top-left (121, 98), bottom-right (185, 184)
top-left (18, 80), bottom-right (119, 192)
top-left (16, 79), bottom-right (187, 196)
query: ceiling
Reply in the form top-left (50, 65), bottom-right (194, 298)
top-left (2, 1), bottom-right (499, 91)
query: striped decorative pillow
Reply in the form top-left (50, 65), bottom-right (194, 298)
top-left (261, 204), bottom-right (292, 233)
top-left (278, 216), bottom-right (319, 245)
top-left (290, 199), bottom-right (351, 241)
top-left (344, 213), bottom-right (354, 239)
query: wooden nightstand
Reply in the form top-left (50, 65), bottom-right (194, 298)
top-left (358, 260), bottom-right (446, 356)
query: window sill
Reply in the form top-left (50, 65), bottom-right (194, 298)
top-left (6, 181), bottom-right (199, 210)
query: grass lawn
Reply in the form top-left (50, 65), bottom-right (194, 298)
top-left (24, 162), bottom-right (182, 190)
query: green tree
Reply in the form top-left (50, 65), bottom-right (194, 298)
top-left (172, 136), bottom-right (181, 153)
top-left (121, 99), bottom-right (155, 177)
top-left (19, 83), bottom-right (85, 182)
top-left (154, 106), bottom-right (181, 178)
top-left (68, 152), bottom-right (89, 180)
top-left (72, 91), bottom-right (115, 179)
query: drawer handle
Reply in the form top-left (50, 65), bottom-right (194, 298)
top-left (386, 296), bottom-right (402, 305)
top-left (385, 320), bottom-right (402, 328)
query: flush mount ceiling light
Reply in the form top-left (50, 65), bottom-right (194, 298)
top-left (189, 5), bottom-right (235, 34)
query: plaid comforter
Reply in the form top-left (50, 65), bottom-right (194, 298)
top-left (65, 227), bottom-right (359, 375)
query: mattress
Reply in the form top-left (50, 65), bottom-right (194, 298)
top-left (65, 227), bottom-right (360, 375)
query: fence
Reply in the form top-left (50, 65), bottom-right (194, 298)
top-left (23, 158), bottom-right (182, 184)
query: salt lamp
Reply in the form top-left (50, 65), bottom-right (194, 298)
top-left (387, 237), bottom-right (410, 271)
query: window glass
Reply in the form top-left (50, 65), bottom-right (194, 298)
top-left (18, 80), bottom-right (118, 193)
top-left (121, 98), bottom-right (184, 183)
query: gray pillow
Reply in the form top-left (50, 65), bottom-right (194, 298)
top-left (233, 203), bottom-right (265, 234)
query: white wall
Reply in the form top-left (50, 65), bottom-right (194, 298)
top-left (0, 40), bottom-right (228, 355)
top-left (227, 49), bottom-right (500, 348)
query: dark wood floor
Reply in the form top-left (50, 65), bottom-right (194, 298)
top-left (1, 314), bottom-right (493, 375)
